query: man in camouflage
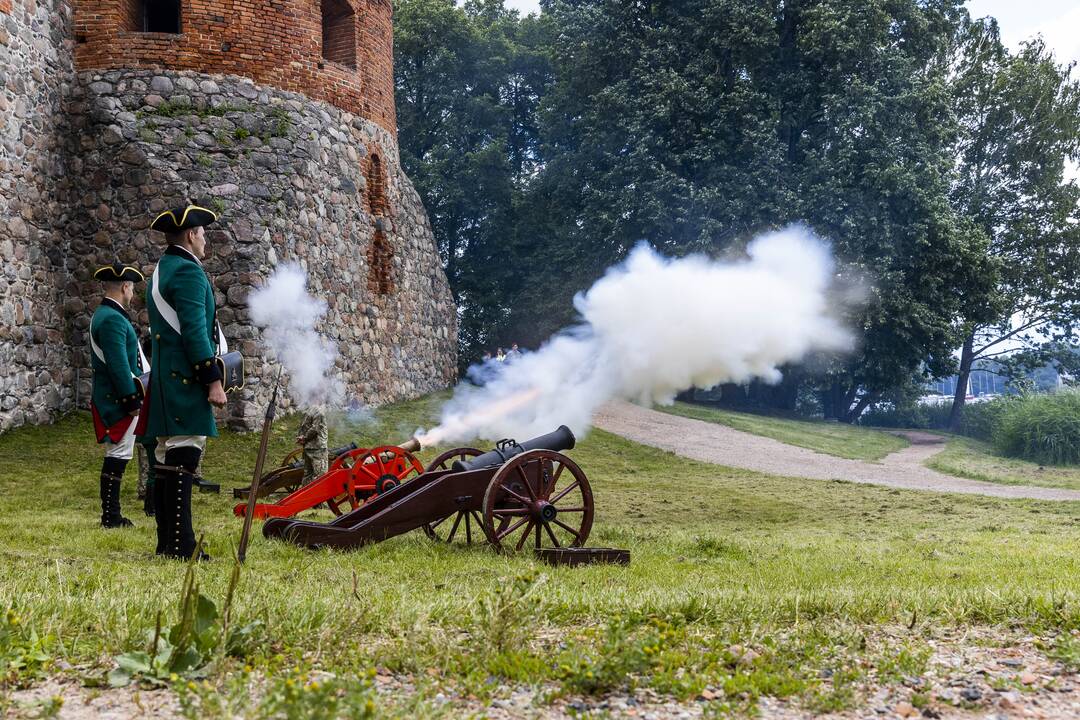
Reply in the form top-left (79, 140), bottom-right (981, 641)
top-left (296, 409), bottom-right (328, 483)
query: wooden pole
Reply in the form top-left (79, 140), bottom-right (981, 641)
top-left (237, 366), bottom-right (283, 563)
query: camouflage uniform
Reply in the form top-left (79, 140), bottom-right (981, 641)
top-left (297, 411), bottom-right (328, 483)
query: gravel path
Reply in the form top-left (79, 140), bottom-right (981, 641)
top-left (592, 400), bottom-right (1080, 501)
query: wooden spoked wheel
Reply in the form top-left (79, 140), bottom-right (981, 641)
top-left (482, 450), bottom-right (593, 552)
top-left (326, 446), bottom-right (423, 517)
top-left (423, 447), bottom-right (483, 474)
top-left (421, 447), bottom-right (487, 543)
top-left (325, 489), bottom-right (363, 517)
top-left (281, 447), bottom-right (304, 466)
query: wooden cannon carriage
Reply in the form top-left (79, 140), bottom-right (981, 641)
top-left (232, 443), bottom-right (360, 500)
top-left (261, 426), bottom-right (595, 552)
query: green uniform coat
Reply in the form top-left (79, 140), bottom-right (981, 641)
top-left (90, 298), bottom-right (143, 430)
top-left (143, 245), bottom-right (222, 439)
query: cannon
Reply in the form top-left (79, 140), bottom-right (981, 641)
top-left (232, 442), bottom-right (360, 500)
top-left (262, 425), bottom-right (595, 553)
top-left (233, 441), bottom-right (424, 520)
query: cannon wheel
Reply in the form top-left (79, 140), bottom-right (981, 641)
top-left (421, 448), bottom-right (487, 543)
top-left (327, 446), bottom-right (424, 517)
top-left (481, 449), bottom-right (594, 552)
top-left (233, 447), bottom-right (308, 499)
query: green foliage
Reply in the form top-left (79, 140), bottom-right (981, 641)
top-left (993, 390), bottom-right (1080, 465)
top-left (0, 608), bottom-right (51, 690)
top-left (556, 617), bottom-right (676, 695)
top-left (395, 0), bottom-right (553, 366)
top-left (520, 0), bottom-right (994, 413)
top-left (108, 549), bottom-right (264, 687)
top-left (268, 107), bottom-right (291, 138)
top-left (176, 666), bottom-right (377, 720)
top-left (945, 19), bottom-right (1080, 428)
top-left (474, 570), bottom-right (542, 653)
top-left (1047, 633), bottom-right (1080, 671)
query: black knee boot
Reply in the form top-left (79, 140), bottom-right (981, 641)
top-left (152, 458), bottom-right (170, 554)
top-left (100, 457), bottom-right (133, 528)
top-left (161, 447), bottom-right (209, 561)
top-left (144, 460), bottom-right (157, 518)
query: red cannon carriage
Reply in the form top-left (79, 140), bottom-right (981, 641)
top-left (262, 426), bottom-right (595, 553)
top-left (233, 444), bottom-right (424, 520)
top-left (232, 442), bottom-right (360, 500)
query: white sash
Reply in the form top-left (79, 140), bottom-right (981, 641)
top-left (90, 316), bottom-right (147, 378)
top-left (150, 262), bottom-right (228, 353)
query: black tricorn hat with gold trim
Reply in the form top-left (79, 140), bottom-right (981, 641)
top-left (150, 205), bottom-right (218, 234)
top-left (94, 262), bottom-right (145, 283)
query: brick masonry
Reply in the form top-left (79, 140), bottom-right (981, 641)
top-left (72, 0), bottom-right (398, 135)
top-left (0, 1), bottom-right (457, 433)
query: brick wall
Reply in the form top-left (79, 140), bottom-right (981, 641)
top-left (72, 0), bottom-right (397, 137)
top-left (322, 0), bottom-right (356, 68)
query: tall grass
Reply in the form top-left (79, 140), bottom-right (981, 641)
top-left (993, 389), bottom-right (1080, 466)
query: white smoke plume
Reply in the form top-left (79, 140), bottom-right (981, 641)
top-left (418, 226), bottom-right (853, 445)
top-left (248, 264), bottom-right (343, 408)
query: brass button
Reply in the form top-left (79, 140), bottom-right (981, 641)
top-left (155, 334), bottom-right (160, 340)
top-left (182, 379), bottom-right (188, 384)
top-left (174, 417), bottom-right (181, 422)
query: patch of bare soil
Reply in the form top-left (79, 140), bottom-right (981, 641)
top-left (6, 678), bottom-right (179, 719)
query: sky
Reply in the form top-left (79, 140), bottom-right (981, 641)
top-left (502, 0), bottom-right (1079, 64)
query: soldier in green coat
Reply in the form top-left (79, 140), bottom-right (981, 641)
top-left (142, 205), bottom-right (227, 560)
top-left (89, 263), bottom-right (147, 528)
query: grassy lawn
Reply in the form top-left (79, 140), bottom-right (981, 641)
top-left (2, 397), bottom-right (1080, 717)
top-left (657, 401), bottom-right (909, 461)
top-left (926, 436), bottom-right (1080, 492)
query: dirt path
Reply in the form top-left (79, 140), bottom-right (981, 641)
top-left (592, 400), bottom-right (1080, 501)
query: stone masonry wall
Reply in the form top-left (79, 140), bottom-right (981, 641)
top-left (65, 68), bottom-right (457, 429)
top-left (73, 0), bottom-right (398, 136)
top-left (0, 0), bottom-right (77, 432)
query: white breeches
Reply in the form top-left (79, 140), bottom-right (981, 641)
top-left (154, 435), bottom-right (207, 464)
top-left (104, 419), bottom-right (138, 460)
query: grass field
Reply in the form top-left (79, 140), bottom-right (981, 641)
top-left (926, 436), bottom-right (1080, 492)
top-left (656, 401), bottom-right (909, 461)
top-left (2, 397), bottom-right (1080, 718)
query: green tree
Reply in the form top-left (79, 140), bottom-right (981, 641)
top-left (394, 0), bottom-right (553, 365)
top-left (526, 0), bottom-right (992, 420)
top-left (945, 18), bottom-right (1080, 429)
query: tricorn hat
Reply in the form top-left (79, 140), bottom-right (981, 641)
top-left (150, 204), bottom-right (218, 234)
top-left (94, 262), bottom-right (145, 283)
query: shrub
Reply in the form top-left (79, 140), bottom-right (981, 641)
top-left (860, 400), bottom-right (951, 430)
top-left (954, 398), bottom-right (1012, 441)
top-left (993, 389), bottom-right (1080, 465)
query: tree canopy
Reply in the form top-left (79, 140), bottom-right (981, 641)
top-left (394, 0), bottom-right (1080, 417)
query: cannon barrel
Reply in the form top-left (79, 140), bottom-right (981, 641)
top-left (451, 425), bottom-right (576, 471)
top-left (284, 442), bottom-right (359, 470)
top-left (397, 437), bottom-right (422, 453)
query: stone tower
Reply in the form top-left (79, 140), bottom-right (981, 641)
top-left (0, 0), bottom-right (457, 431)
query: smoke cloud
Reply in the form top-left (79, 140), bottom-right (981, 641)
top-left (419, 226), bottom-right (852, 445)
top-left (248, 264), bottom-right (343, 408)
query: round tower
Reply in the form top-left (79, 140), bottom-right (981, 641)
top-left (62, 0), bottom-right (457, 427)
